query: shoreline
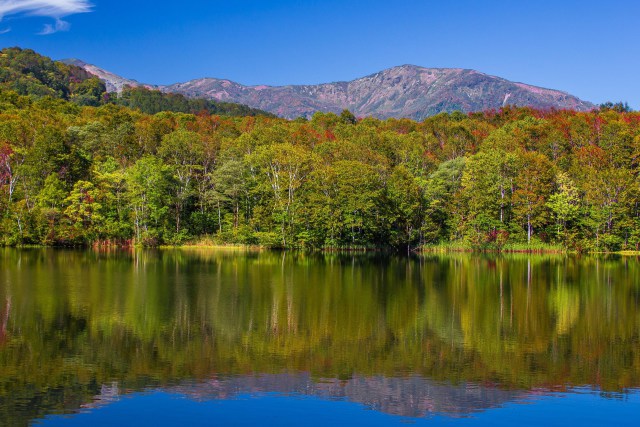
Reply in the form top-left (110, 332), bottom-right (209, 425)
top-left (3, 243), bottom-right (640, 256)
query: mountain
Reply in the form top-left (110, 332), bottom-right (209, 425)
top-left (67, 61), bottom-right (595, 120)
top-left (60, 58), bottom-right (154, 93)
top-left (0, 49), bottom-right (271, 117)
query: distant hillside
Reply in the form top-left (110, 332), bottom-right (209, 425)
top-left (113, 86), bottom-right (276, 117)
top-left (163, 65), bottom-right (594, 120)
top-left (67, 59), bottom-right (594, 120)
top-left (0, 47), bottom-right (273, 117)
top-left (60, 58), bottom-right (151, 93)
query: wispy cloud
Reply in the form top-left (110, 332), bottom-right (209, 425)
top-left (0, 1), bottom-right (92, 34)
top-left (38, 17), bottom-right (68, 34)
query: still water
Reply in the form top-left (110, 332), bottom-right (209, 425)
top-left (0, 249), bottom-right (638, 426)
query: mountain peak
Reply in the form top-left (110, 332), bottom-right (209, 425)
top-left (389, 64), bottom-right (423, 70)
top-left (68, 60), bottom-right (594, 120)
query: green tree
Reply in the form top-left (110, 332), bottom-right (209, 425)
top-left (92, 158), bottom-right (130, 242)
top-left (459, 149), bottom-right (518, 246)
top-left (423, 157), bottom-right (466, 242)
top-left (340, 109), bottom-right (357, 125)
top-left (250, 143), bottom-right (314, 247)
top-left (63, 181), bottom-right (103, 243)
top-left (386, 165), bottom-right (423, 251)
top-left (36, 174), bottom-right (68, 244)
top-left (546, 172), bottom-right (580, 244)
top-left (158, 129), bottom-right (204, 237)
top-left (512, 151), bottom-right (554, 243)
top-left (125, 156), bottom-right (172, 244)
top-left (206, 159), bottom-right (247, 234)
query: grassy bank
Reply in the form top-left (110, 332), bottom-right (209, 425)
top-left (422, 241), bottom-right (567, 254)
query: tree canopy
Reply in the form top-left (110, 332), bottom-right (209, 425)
top-left (1, 49), bottom-right (639, 251)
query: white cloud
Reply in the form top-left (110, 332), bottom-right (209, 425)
top-left (38, 17), bottom-right (68, 34)
top-left (0, 1), bottom-right (92, 34)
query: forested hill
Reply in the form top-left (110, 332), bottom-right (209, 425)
top-left (112, 87), bottom-right (276, 117)
top-left (0, 47), bottom-right (106, 106)
top-left (0, 72), bottom-right (638, 251)
top-left (0, 47), bottom-right (274, 117)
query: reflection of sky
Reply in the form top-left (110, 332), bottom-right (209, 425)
top-left (38, 387), bottom-right (640, 427)
top-left (35, 375), bottom-right (640, 427)
top-left (167, 374), bottom-right (529, 418)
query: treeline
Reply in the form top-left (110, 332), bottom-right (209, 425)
top-left (0, 82), bottom-right (639, 251)
top-left (0, 47), bottom-right (274, 117)
top-left (112, 87), bottom-right (277, 117)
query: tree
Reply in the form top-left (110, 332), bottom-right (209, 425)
top-left (459, 149), bottom-right (518, 246)
top-left (63, 181), bottom-right (103, 243)
top-left (125, 156), bottom-right (172, 244)
top-left (92, 157), bottom-right (130, 242)
top-left (305, 160), bottom-right (382, 247)
top-left (158, 129), bottom-right (204, 237)
top-left (340, 109), bottom-right (357, 125)
top-left (206, 159), bottom-right (247, 234)
top-left (546, 172), bottom-right (580, 243)
top-left (386, 165), bottom-right (423, 251)
top-left (423, 157), bottom-right (466, 242)
top-left (512, 151), bottom-right (554, 243)
top-left (0, 142), bottom-right (25, 213)
top-left (599, 102), bottom-right (632, 113)
top-left (36, 174), bottom-right (67, 243)
top-left (250, 143), bottom-right (313, 247)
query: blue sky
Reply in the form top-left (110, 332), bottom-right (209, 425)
top-left (0, 0), bottom-right (638, 108)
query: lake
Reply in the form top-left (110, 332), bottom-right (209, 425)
top-left (0, 249), bottom-right (638, 426)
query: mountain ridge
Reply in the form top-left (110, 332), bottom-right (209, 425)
top-left (60, 58), bottom-right (154, 93)
top-left (64, 60), bottom-right (595, 120)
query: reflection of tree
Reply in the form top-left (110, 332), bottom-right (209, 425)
top-left (0, 296), bottom-right (9, 346)
top-left (0, 249), bottom-right (639, 425)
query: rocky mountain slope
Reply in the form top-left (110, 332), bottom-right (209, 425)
top-left (67, 61), bottom-right (595, 120)
top-left (61, 58), bottom-right (155, 93)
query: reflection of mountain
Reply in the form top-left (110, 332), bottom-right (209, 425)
top-left (1, 250), bottom-right (639, 425)
top-left (80, 382), bottom-right (121, 411)
top-left (156, 374), bottom-right (529, 418)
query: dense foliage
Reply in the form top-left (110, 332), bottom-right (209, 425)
top-left (0, 47), bottom-right (106, 106)
top-left (112, 86), bottom-right (277, 117)
top-left (0, 87), bottom-right (638, 251)
top-left (0, 48), bottom-right (639, 251)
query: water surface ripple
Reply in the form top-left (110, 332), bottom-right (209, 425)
top-left (0, 249), bottom-right (638, 425)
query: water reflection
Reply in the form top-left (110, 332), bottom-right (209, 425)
top-left (169, 374), bottom-right (530, 418)
top-left (0, 249), bottom-right (639, 425)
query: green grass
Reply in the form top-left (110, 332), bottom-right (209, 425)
top-left (421, 241), bottom-right (473, 253)
top-left (422, 240), bottom-right (567, 254)
top-left (613, 250), bottom-right (640, 256)
top-left (500, 241), bottom-right (566, 253)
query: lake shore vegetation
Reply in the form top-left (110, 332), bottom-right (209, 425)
top-left (1, 48), bottom-right (639, 253)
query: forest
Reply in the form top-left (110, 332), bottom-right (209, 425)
top-left (0, 47), bottom-right (639, 251)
